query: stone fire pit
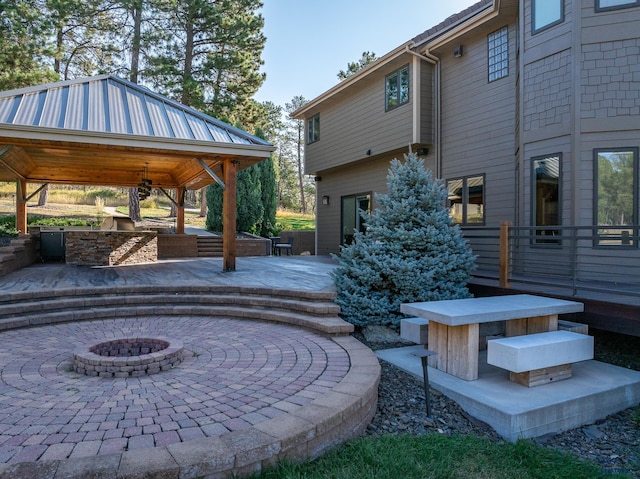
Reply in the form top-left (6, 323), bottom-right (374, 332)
top-left (73, 337), bottom-right (184, 378)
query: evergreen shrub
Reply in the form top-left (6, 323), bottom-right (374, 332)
top-left (331, 153), bottom-right (476, 327)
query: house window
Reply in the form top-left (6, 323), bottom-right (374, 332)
top-left (532, 154), bottom-right (561, 244)
top-left (533, 0), bottom-right (564, 34)
top-left (488, 26), bottom-right (508, 82)
top-left (447, 175), bottom-right (485, 225)
top-left (341, 193), bottom-right (371, 245)
top-left (385, 65), bottom-right (410, 111)
top-left (596, 0), bottom-right (639, 11)
top-left (307, 114), bottom-right (320, 144)
top-left (594, 148), bottom-right (638, 246)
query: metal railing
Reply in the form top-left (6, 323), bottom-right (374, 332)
top-left (461, 223), bottom-right (640, 301)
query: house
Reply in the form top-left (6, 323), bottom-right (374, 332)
top-left (291, 0), bottom-right (640, 295)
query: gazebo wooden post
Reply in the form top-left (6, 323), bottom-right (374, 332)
top-left (15, 179), bottom-right (27, 234)
top-left (222, 158), bottom-right (237, 271)
top-left (176, 186), bottom-right (185, 234)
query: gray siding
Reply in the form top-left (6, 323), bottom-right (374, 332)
top-left (305, 55), bottom-right (434, 175)
top-left (437, 21), bottom-right (519, 226)
top-left (315, 153), bottom-right (436, 255)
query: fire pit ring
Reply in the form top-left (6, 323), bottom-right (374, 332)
top-left (73, 337), bottom-right (184, 378)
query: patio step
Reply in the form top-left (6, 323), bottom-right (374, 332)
top-left (197, 236), bottom-right (223, 257)
top-left (0, 286), bottom-right (351, 336)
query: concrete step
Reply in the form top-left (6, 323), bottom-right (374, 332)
top-left (0, 293), bottom-right (340, 320)
top-left (197, 237), bottom-right (223, 256)
top-left (0, 286), bottom-right (348, 335)
top-left (0, 303), bottom-right (350, 335)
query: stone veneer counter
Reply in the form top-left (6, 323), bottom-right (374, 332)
top-left (65, 230), bottom-right (157, 266)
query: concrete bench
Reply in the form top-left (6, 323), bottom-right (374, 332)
top-left (400, 317), bottom-right (429, 344)
top-left (487, 330), bottom-right (594, 387)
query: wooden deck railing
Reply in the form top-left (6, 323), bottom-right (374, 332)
top-left (461, 223), bottom-right (640, 301)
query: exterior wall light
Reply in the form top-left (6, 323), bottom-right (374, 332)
top-left (322, 195), bottom-right (330, 205)
top-left (454, 45), bottom-right (463, 58)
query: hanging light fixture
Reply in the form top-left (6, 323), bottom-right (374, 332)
top-left (137, 163), bottom-right (152, 201)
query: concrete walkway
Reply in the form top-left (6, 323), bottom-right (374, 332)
top-left (0, 256), bottom-right (381, 478)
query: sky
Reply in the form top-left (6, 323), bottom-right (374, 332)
top-left (254, 0), bottom-right (479, 108)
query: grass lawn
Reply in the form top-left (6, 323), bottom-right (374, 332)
top-left (276, 210), bottom-right (315, 231)
top-left (248, 434), bottom-right (629, 479)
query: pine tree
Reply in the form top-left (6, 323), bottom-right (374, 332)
top-left (236, 166), bottom-right (263, 234)
top-left (331, 153), bottom-right (476, 327)
top-left (205, 183), bottom-right (223, 232)
top-left (254, 127), bottom-right (277, 237)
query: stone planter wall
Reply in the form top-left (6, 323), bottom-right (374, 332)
top-left (65, 231), bottom-right (157, 266)
top-left (0, 235), bottom-right (37, 278)
top-left (157, 234), bottom-right (199, 258)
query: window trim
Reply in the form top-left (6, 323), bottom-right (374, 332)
top-left (307, 114), bottom-right (320, 145)
top-left (592, 147), bottom-right (639, 248)
top-left (595, 0), bottom-right (640, 12)
top-left (530, 153), bottom-right (562, 246)
top-left (384, 64), bottom-right (410, 112)
top-left (447, 174), bottom-right (486, 226)
top-left (487, 26), bottom-right (509, 83)
top-left (532, 0), bottom-right (565, 35)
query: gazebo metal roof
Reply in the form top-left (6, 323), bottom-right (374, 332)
top-left (0, 75), bottom-right (273, 190)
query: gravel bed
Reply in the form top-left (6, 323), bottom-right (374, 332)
top-left (356, 329), bottom-right (640, 477)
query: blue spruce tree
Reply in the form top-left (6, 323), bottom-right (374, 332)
top-left (331, 153), bottom-right (476, 327)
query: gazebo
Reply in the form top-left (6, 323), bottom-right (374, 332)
top-left (0, 75), bottom-right (275, 271)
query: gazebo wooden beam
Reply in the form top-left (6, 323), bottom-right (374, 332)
top-left (16, 179), bottom-right (27, 233)
top-left (222, 158), bottom-right (237, 272)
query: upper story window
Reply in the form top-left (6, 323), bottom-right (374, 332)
top-left (447, 174), bottom-right (485, 225)
top-left (596, 0), bottom-right (639, 11)
top-left (533, 0), bottom-right (564, 34)
top-left (488, 26), bottom-right (509, 82)
top-left (385, 65), bottom-right (409, 111)
top-left (307, 114), bottom-right (320, 144)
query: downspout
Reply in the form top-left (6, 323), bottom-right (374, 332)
top-left (405, 46), bottom-right (442, 179)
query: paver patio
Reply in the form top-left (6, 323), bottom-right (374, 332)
top-left (0, 256), bottom-right (381, 478)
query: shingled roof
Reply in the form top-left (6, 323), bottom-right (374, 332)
top-left (411, 0), bottom-right (494, 46)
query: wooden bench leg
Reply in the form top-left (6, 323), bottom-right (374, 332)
top-left (510, 363), bottom-right (572, 387)
top-left (506, 314), bottom-right (558, 337)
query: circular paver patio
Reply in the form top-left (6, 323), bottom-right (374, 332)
top-left (0, 315), bottom-right (351, 465)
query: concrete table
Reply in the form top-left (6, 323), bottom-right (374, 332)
top-left (400, 294), bottom-right (584, 380)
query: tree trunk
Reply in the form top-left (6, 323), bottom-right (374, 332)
top-left (199, 187), bottom-right (207, 217)
top-left (130, 0), bottom-right (142, 83)
top-left (296, 121), bottom-right (307, 214)
top-left (37, 184), bottom-right (49, 207)
top-left (129, 187), bottom-right (141, 221)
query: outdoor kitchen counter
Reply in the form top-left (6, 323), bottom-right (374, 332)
top-left (64, 230), bottom-right (157, 266)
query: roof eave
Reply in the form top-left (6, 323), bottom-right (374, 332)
top-left (0, 124), bottom-right (275, 158)
top-left (414, 0), bottom-right (499, 52)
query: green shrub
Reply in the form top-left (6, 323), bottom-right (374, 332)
top-left (140, 198), bottom-right (158, 209)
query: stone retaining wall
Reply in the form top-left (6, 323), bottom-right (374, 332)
top-left (65, 230), bottom-right (157, 266)
top-left (0, 235), bottom-right (37, 278)
top-left (157, 234), bottom-right (198, 258)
